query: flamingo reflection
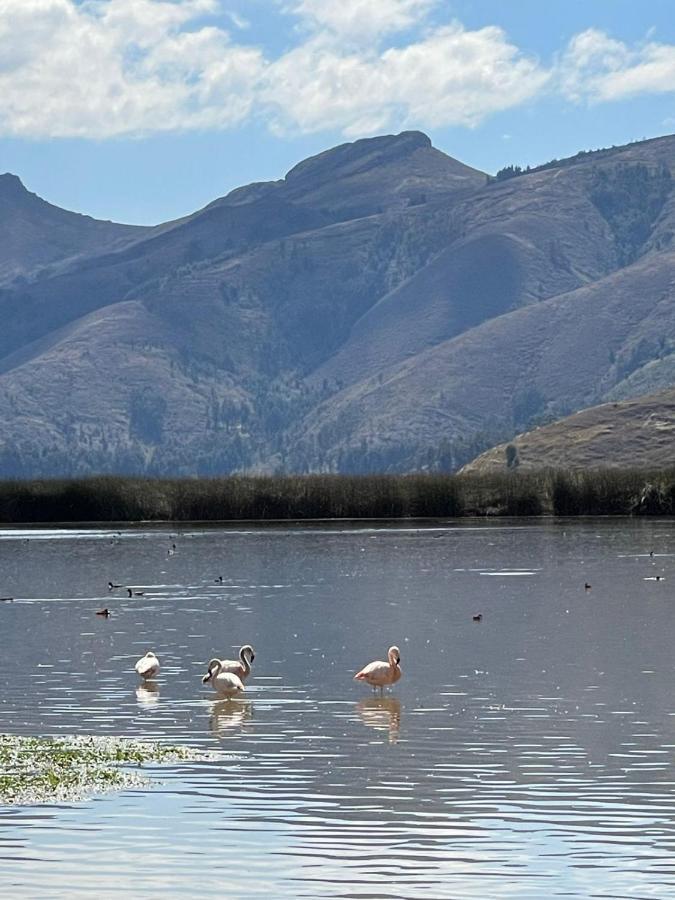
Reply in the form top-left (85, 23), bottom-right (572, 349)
top-left (210, 699), bottom-right (252, 738)
top-left (357, 697), bottom-right (401, 743)
top-left (135, 682), bottom-right (160, 708)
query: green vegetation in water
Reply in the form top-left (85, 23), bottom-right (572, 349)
top-left (0, 469), bottom-right (674, 523)
top-left (0, 734), bottom-right (213, 806)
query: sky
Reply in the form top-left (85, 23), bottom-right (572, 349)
top-left (0, 0), bottom-right (673, 224)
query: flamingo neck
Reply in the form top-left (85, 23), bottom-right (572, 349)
top-left (239, 647), bottom-right (252, 675)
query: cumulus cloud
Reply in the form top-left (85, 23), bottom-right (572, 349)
top-left (291, 0), bottom-right (436, 39)
top-left (560, 28), bottom-right (675, 103)
top-left (263, 24), bottom-right (549, 135)
top-left (0, 2), bottom-right (670, 141)
top-left (0, 0), bottom-right (263, 137)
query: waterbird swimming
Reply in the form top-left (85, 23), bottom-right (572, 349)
top-left (202, 659), bottom-right (245, 696)
top-left (108, 581), bottom-right (122, 590)
top-left (354, 645), bottom-right (401, 693)
top-left (127, 588), bottom-right (144, 597)
top-left (96, 608), bottom-right (110, 618)
top-left (134, 651), bottom-right (160, 679)
top-left (473, 613), bottom-right (482, 622)
top-left (210, 645), bottom-right (255, 681)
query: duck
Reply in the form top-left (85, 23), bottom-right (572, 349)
top-left (96, 608), bottom-right (111, 618)
top-left (212, 645), bottom-right (255, 681)
top-left (127, 588), bottom-right (144, 597)
top-left (202, 659), bottom-right (245, 696)
top-left (134, 651), bottom-right (160, 680)
top-left (354, 645), bottom-right (401, 693)
top-left (108, 581), bottom-right (122, 590)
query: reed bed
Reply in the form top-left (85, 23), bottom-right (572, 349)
top-left (0, 469), bottom-right (674, 522)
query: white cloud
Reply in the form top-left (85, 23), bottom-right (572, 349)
top-left (0, 0), bottom-right (548, 138)
top-left (560, 28), bottom-right (675, 103)
top-left (0, 0), bottom-right (264, 137)
top-left (291, 0), bottom-right (435, 39)
top-left (2, 3), bottom-right (671, 142)
top-left (263, 24), bottom-right (548, 135)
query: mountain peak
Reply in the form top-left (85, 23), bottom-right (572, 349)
top-left (284, 131), bottom-right (433, 186)
top-left (0, 173), bottom-right (28, 200)
top-left (280, 130), bottom-right (484, 221)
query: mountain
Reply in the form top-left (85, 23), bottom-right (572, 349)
top-left (461, 387), bottom-right (675, 473)
top-left (0, 173), bottom-right (146, 287)
top-left (0, 131), bottom-right (673, 477)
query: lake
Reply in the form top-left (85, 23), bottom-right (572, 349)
top-left (1, 519), bottom-right (675, 898)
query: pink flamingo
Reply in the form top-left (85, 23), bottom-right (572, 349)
top-left (354, 645), bottom-right (401, 693)
top-left (208, 645), bottom-right (255, 681)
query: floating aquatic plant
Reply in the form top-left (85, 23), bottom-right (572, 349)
top-left (0, 734), bottom-right (214, 806)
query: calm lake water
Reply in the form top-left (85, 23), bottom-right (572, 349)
top-left (1, 519), bottom-right (675, 898)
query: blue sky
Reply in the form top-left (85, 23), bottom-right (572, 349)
top-left (0, 0), bottom-right (673, 224)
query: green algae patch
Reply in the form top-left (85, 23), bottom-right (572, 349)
top-left (0, 734), bottom-right (212, 806)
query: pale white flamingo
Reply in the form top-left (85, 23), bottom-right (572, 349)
top-left (213, 645), bottom-right (255, 681)
top-left (202, 659), bottom-right (245, 696)
top-left (354, 645), bottom-right (401, 693)
top-left (134, 650), bottom-right (160, 680)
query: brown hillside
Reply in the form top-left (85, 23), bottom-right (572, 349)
top-left (461, 389), bottom-right (675, 472)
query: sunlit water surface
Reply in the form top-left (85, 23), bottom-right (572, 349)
top-left (1, 519), bottom-right (675, 897)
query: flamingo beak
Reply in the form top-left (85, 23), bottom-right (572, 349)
top-left (202, 672), bottom-right (212, 683)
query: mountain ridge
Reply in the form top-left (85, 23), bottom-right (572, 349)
top-left (0, 130), bottom-right (674, 477)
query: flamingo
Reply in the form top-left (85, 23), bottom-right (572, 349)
top-left (354, 645), bottom-right (401, 693)
top-left (202, 659), bottom-right (245, 696)
top-left (212, 645), bottom-right (255, 681)
top-left (134, 650), bottom-right (160, 680)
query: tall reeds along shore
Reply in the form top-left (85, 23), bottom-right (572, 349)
top-left (0, 469), bottom-right (673, 522)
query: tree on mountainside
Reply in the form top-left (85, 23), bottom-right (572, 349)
top-left (505, 443), bottom-right (520, 470)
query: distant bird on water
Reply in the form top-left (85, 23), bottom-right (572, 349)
top-left (108, 581), bottom-right (122, 590)
top-left (127, 588), bottom-right (144, 597)
top-left (354, 645), bottom-right (401, 693)
top-left (214, 575), bottom-right (224, 584)
top-left (96, 608), bottom-right (110, 618)
top-left (584, 582), bottom-right (592, 591)
top-left (134, 651), bottom-right (160, 680)
top-left (473, 613), bottom-right (483, 622)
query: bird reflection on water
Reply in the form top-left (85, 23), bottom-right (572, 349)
top-left (210, 699), bottom-right (253, 738)
top-left (356, 697), bottom-right (401, 743)
top-left (135, 682), bottom-right (160, 708)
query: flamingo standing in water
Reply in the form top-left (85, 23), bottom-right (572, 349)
top-left (202, 659), bottom-right (245, 696)
top-left (134, 651), bottom-right (160, 680)
top-left (354, 645), bottom-right (401, 693)
top-left (211, 645), bottom-right (255, 681)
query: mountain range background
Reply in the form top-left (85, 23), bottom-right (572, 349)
top-left (1, 129), bottom-right (674, 478)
